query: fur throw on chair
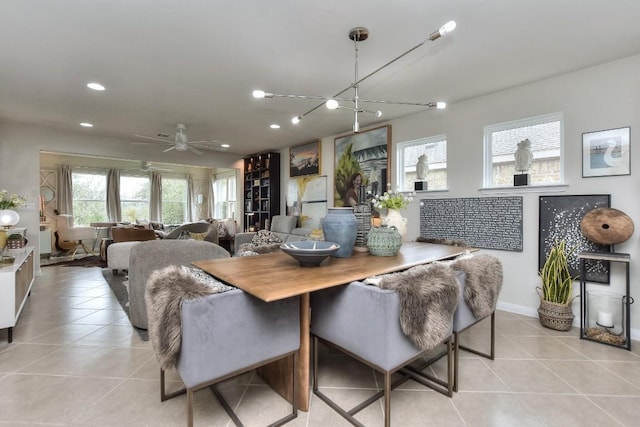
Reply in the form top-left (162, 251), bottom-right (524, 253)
top-left (450, 254), bottom-right (503, 319)
top-left (145, 265), bottom-right (232, 369)
top-left (366, 263), bottom-right (459, 350)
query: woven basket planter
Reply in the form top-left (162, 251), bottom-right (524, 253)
top-left (536, 288), bottom-right (576, 331)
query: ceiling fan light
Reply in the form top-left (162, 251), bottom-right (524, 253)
top-left (325, 99), bottom-right (340, 110)
top-left (221, 143), bottom-right (230, 148)
top-left (436, 101), bottom-right (447, 109)
top-left (80, 122), bottom-right (93, 127)
top-left (375, 110), bottom-right (383, 117)
top-left (86, 82), bottom-right (105, 91)
top-left (270, 124), bottom-right (280, 129)
top-left (291, 116), bottom-right (302, 124)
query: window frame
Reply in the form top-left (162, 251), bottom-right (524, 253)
top-left (483, 112), bottom-right (564, 188)
top-left (71, 169), bottom-right (108, 226)
top-left (396, 134), bottom-right (448, 192)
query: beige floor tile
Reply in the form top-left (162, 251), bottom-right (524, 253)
top-left (542, 360), bottom-right (640, 396)
top-left (315, 353), bottom-right (377, 388)
top-left (71, 309), bottom-right (130, 326)
top-left (0, 343), bottom-right (61, 373)
top-left (517, 393), bottom-right (623, 427)
top-left (488, 359), bottom-right (576, 393)
top-left (2, 321), bottom-right (61, 343)
top-left (508, 335), bottom-right (587, 360)
top-left (556, 336), bottom-right (640, 361)
top-left (452, 392), bottom-right (546, 426)
top-left (0, 373), bottom-right (122, 424)
top-left (588, 396), bottom-right (640, 426)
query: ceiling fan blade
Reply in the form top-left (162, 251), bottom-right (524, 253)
top-left (187, 146), bottom-right (203, 155)
top-left (163, 146), bottom-right (176, 153)
top-left (134, 134), bottom-right (174, 144)
top-left (188, 139), bottom-right (223, 144)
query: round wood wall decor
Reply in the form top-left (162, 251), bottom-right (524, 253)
top-left (580, 207), bottom-right (634, 245)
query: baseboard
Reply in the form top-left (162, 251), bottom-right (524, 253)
top-left (496, 301), bottom-right (640, 341)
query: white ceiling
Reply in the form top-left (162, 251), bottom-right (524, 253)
top-left (2, 0), bottom-right (640, 157)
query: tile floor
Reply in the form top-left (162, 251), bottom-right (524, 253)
top-left (1, 265), bottom-right (639, 426)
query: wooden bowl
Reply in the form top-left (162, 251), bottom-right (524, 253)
top-left (580, 207), bottom-right (634, 245)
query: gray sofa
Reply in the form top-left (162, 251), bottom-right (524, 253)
top-left (234, 215), bottom-right (314, 253)
top-left (128, 239), bottom-right (230, 329)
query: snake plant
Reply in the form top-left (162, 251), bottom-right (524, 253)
top-left (539, 239), bottom-right (577, 305)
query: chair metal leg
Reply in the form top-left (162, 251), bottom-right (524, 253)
top-left (160, 368), bottom-right (186, 402)
top-left (384, 371), bottom-right (391, 427)
top-left (455, 311), bottom-right (496, 392)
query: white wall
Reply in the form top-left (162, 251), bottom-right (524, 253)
top-left (300, 54), bottom-right (640, 335)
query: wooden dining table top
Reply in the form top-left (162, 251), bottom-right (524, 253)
top-left (192, 241), bottom-right (473, 302)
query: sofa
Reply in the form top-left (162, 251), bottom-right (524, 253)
top-left (234, 215), bottom-right (314, 253)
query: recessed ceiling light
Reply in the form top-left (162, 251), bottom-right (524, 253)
top-left (80, 122), bottom-right (94, 127)
top-left (221, 143), bottom-right (230, 148)
top-left (87, 82), bottom-right (105, 91)
top-left (270, 124), bottom-right (281, 129)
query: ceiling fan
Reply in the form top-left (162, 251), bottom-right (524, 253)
top-left (139, 161), bottom-right (171, 172)
top-left (133, 123), bottom-right (228, 155)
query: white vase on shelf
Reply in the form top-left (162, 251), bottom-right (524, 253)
top-left (382, 208), bottom-right (407, 240)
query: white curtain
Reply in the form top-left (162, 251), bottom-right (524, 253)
top-left (149, 171), bottom-right (162, 221)
top-left (208, 174), bottom-right (215, 219)
top-left (57, 164), bottom-right (73, 214)
top-left (187, 174), bottom-right (195, 222)
top-left (106, 169), bottom-right (121, 222)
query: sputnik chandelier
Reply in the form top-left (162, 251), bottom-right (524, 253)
top-left (253, 20), bottom-right (456, 132)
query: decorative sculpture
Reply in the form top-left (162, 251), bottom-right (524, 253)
top-left (514, 139), bottom-right (533, 186)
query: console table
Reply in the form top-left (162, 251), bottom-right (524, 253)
top-left (194, 241), bottom-right (472, 410)
top-left (579, 251), bottom-right (632, 350)
top-left (0, 247), bottom-right (35, 343)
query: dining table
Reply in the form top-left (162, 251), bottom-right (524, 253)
top-left (192, 241), bottom-right (473, 411)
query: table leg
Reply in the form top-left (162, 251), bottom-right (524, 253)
top-left (256, 293), bottom-right (310, 411)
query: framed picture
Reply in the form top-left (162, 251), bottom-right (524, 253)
top-left (582, 127), bottom-right (630, 177)
top-left (334, 125), bottom-right (391, 207)
top-left (289, 139), bottom-right (321, 177)
top-left (286, 175), bottom-right (328, 228)
top-left (538, 194), bottom-right (611, 283)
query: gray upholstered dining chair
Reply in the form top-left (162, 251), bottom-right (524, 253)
top-left (310, 262), bottom-right (460, 427)
top-left (145, 264), bottom-right (300, 427)
top-left (128, 239), bottom-right (230, 329)
top-left (449, 253), bottom-right (503, 391)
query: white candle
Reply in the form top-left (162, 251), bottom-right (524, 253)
top-left (597, 311), bottom-right (613, 327)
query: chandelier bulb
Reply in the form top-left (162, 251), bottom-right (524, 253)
top-left (325, 99), bottom-right (340, 110)
top-left (375, 110), bottom-right (383, 118)
top-left (436, 101), bottom-right (447, 109)
top-left (353, 121), bottom-right (360, 133)
top-left (439, 20), bottom-right (457, 36)
top-left (252, 90), bottom-right (265, 98)
top-left (291, 115), bottom-right (302, 124)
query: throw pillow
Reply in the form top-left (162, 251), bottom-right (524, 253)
top-left (216, 220), bottom-right (228, 238)
top-left (250, 229), bottom-right (283, 246)
top-left (181, 266), bottom-right (235, 293)
top-left (189, 232), bottom-right (207, 241)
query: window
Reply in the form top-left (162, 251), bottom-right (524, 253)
top-left (71, 171), bottom-right (107, 226)
top-left (396, 135), bottom-right (447, 191)
top-left (161, 177), bottom-right (187, 224)
top-left (214, 173), bottom-right (237, 219)
top-left (120, 175), bottom-right (150, 222)
top-left (484, 112), bottom-right (563, 187)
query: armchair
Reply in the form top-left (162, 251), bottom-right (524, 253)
top-left (54, 214), bottom-right (98, 259)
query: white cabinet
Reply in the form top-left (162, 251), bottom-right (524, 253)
top-left (0, 247), bottom-right (34, 343)
top-left (40, 228), bottom-right (52, 255)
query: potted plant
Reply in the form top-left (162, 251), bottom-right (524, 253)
top-left (537, 239), bottom-right (578, 331)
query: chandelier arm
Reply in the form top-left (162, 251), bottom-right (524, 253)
top-left (356, 98), bottom-right (438, 107)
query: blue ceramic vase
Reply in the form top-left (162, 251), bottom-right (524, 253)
top-left (322, 207), bottom-right (357, 257)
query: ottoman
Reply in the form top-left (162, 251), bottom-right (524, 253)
top-left (107, 241), bottom-right (141, 274)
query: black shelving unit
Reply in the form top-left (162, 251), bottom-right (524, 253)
top-left (579, 251), bottom-right (632, 350)
top-left (243, 152), bottom-right (280, 232)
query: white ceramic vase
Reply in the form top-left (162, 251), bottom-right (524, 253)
top-left (382, 208), bottom-right (407, 240)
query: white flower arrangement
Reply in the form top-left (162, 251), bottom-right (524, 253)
top-left (0, 189), bottom-right (27, 209)
top-left (372, 189), bottom-right (414, 210)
